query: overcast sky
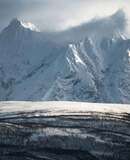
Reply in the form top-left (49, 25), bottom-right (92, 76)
top-left (0, 0), bottom-right (130, 31)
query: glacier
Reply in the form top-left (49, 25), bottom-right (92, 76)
top-left (0, 101), bottom-right (130, 160)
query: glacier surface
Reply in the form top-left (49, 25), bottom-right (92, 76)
top-left (0, 101), bottom-right (130, 160)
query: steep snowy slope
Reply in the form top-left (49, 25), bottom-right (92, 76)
top-left (0, 18), bottom-right (65, 100)
top-left (43, 36), bottom-right (130, 103)
top-left (0, 10), bottom-right (130, 103)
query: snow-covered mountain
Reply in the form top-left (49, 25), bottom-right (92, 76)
top-left (0, 10), bottom-right (130, 103)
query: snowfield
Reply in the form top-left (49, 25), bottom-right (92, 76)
top-left (0, 101), bottom-right (130, 160)
top-left (0, 101), bottom-right (130, 115)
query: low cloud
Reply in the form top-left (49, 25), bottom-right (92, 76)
top-left (0, 0), bottom-right (130, 31)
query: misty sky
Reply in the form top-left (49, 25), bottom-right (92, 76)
top-left (0, 0), bottom-right (130, 31)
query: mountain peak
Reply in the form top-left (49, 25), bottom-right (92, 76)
top-left (7, 18), bottom-right (39, 32)
top-left (9, 18), bottom-right (21, 28)
top-left (111, 9), bottom-right (125, 19)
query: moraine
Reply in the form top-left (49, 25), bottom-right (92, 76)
top-left (0, 101), bottom-right (130, 160)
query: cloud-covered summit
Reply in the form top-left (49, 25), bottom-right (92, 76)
top-left (0, 0), bottom-right (130, 32)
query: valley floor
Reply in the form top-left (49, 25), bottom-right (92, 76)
top-left (0, 101), bottom-right (130, 160)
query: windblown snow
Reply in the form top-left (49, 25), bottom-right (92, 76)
top-left (20, 21), bottom-right (39, 32)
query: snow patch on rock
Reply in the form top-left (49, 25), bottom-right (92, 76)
top-left (20, 21), bottom-right (39, 32)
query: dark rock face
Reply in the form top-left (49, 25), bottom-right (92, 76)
top-left (0, 105), bottom-right (130, 160)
